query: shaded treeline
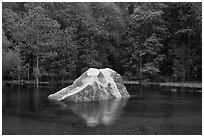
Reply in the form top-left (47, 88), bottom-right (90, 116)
top-left (2, 2), bottom-right (202, 82)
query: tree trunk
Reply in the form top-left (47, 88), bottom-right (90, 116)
top-left (194, 66), bottom-right (198, 81)
top-left (29, 55), bottom-right (34, 80)
top-left (36, 56), bottom-right (39, 88)
top-left (27, 68), bottom-right (29, 80)
top-left (51, 70), bottom-right (54, 85)
top-left (18, 63), bottom-right (21, 85)
top-left (182, 69), bottom-right (186, 82)
top-left (62, 75), bottom-right (64, 87)
top-left (139, 53), bottom-right (142, 83)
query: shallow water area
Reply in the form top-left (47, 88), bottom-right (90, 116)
top-left (2, 84), bottom-right (202, 135)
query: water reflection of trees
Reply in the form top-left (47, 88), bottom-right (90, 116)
top-left (53, 99), bottom-right (128, 127)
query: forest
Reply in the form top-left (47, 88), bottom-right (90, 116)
top-left (2, 2), bottom-right (202, 83)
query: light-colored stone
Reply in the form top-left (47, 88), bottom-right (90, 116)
top-left (48, 68), bottom-right (130, 102)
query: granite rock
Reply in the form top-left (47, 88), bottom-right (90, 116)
top-left (48, 68), bottom-right (130, 102)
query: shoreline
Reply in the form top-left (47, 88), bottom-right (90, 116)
top-left (3, 80), bottom-right (202, 89)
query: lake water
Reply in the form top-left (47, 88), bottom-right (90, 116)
top-left (2, 84), bottom-right (202, 135)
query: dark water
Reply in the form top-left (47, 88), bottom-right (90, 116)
top-left (2, 84), bottom-right (202, 135)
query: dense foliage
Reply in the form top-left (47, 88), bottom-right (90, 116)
top-left (2, 2), bottom-right (202, 82)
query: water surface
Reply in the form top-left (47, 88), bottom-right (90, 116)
top-left (2, 84), bottom-right (202, 134)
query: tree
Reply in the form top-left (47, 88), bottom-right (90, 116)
top-left (2, 30), bottom-right (20, 79)
top-left (123, 2), bottom-right (166, 80)
top-left (19, 4), bottom-right (60, 85)
top-left (2, 2), bottom-right (201, 83)
top-left (162, 2), bottom-right (202, 81)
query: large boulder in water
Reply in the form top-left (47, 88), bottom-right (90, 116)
top-left (48, 68), bottom-right (130, 102)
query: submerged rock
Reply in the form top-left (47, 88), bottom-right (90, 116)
top-left (48, 68), bottom-right (130, 102)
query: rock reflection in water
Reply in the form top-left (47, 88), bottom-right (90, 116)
top-left (71, 99), bottom-right (128, 127)
top-left (52, 99), bottom-right (128, 127)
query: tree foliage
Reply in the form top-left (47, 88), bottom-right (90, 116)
top-left (2, 2), bottom-right (202, 82)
